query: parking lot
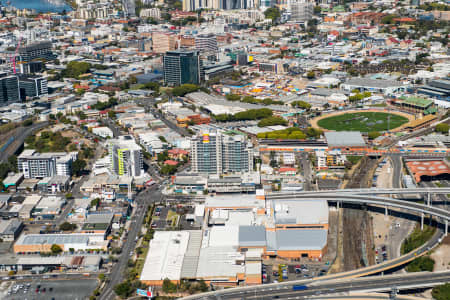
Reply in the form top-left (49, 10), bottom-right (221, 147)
top-left (1, 279), bottom-right (98, 300)
top-left (151, 206), bottom-right (169, 229)
top-left (151, 205), bottom-right (196, 230)
top-left (262, 261), bottom-right (331, 284)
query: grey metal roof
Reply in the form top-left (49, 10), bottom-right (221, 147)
top-left (344, 78), bottom-right (404, 88)
top-left (0, 194), bottom-right (11, 203)
top-left (0, 219), bottom-right (22, 235)
top-left (325, 131), bottom-right (366, 147)
top-left (181, 230), bottom-right (202, 278)
top-left (86, 213), bottom-right (114, 224)
top-left (208, 177), bottom-right (242, 184)
top-left (20, 234), bottom-right (89, 245)
top-left (266, 230), bottom-right (277, 251)
top-left (275, 229), bottom-right (327, 251)
top-left (239, 226), bottom-right (266, 247)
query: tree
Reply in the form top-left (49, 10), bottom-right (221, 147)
top-left (226, 94), bottom-right (241, 101)
top-left (72, 159), bottom-right (87, 176)
top-left (435, 123), bottom-right (449, 134)
top-left (171, 84), bottom-right (200, 97)
top-left (257, 116), bottom-right (287, 127)
top-left (291, 100), bottom-right (312, 110)
top-left (162, 278), bottom-right (177, 293)
top-left (98, 273), bottom-right (106, 282)
top-left (306, 71), bottom-right (316, 79)
top-left (264, 7), bottom-right (281, 22)
top-left (51, 244), bottom-right (63, 255)
top-left (368, 131), bottom-right (382, 140)
top-left (313, 5), bottom-right (321, 14)
top-left (65, 193), bottom-right (73, 199)
top-left (77, 111), bottom-right (87, 120)
top-left (406, 256), bottom-right (435, 272)
top-left (114, 281), bottom-right (133, 298)
top-left (23, 119), bottom-right (33, 126)
top-left (108, 110), bottom-right (116, 119)
top-left (7, 155), bottom-right (17, 172)
top-left (381, 14), bottom-right (398, 24)
top-left (432, 283), bottom-right (450, 300)
top-left (160, 164), bottom-right (178, 175)
top-left (141, 82), bottom-right (160, 93)
top-left (90, 198), bottom-right (100, 208)
top-left (306, 127), bottom-right (322, 138)
top-left (197, 279), bottom-right (208, 292)
top-left (59, 222), bottom-right (77, 231)
top-left (62, 61), bottom-right (91, 79)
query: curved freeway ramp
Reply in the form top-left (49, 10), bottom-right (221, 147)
top-left (180, 191), bottom-right (450, 300)
top-left (266, 193), bottom-right (450, 221)
top-left (308, 294), bottom-right (426, 300)
top-left (0, 121), bottom-right (48, 163)
top-left (182, 271), bottom-right (450, 299)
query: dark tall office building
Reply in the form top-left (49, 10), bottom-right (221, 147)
top-left (17, 41), bottom-right (54, 63)
top-left (18, 75), bottom-right (48, 100)
top-left (0, 73), bottom-right (19, 106)
top-left (163, 50), bottom-right (203, 86)
top-left (19, 61), bottom-right (44, 74)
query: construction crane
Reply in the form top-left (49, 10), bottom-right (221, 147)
top-left (9, 37), bottom-right (21, 74)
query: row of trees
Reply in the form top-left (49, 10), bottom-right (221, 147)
top-left (349, 91), bottom-right (372, 102)
top-left (25, 131), bottom-right (71, 152)
top-left (214, 108), bottom-right (273, 122)
top-left (162, 278), bottom-right (208, 294)
top-left (435, 123), bottom-right (449, 134)
top-left (257, 127), bottom-right (323, 139)
top-left (62, 61), bottom-right (91, 79)
top-left (257, 116), bottom-right (287, 127)
top-left (171, 84), bottom-right (202, 97)
top-left (225, 94), bottom-right (283, 106)
top-left (291, 100), bottom-right (312, 110)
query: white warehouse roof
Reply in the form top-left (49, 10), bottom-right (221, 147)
top-left (140, 231), bottom-right (189, 281)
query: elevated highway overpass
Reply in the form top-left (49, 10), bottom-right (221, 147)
top-left (266, 193), bottom-right (450, 234)
top-left (183, 270), bottom-right (450, 300)
top-left (271, 187), bottom-right (450, 196)
top-left (181, 190), bottom-right (450, 300)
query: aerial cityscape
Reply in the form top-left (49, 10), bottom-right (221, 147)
top-left (0, 0), bottom-right (449, 299)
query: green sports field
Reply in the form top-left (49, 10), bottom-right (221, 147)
top-left (317, 112), bottom-right (409, 132)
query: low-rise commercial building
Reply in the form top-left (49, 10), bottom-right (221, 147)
top-left (0, 219), bottom-right (23, 242)
top-left (14, 234), bottom-right (109, 254)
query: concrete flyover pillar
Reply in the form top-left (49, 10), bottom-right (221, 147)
top-left (427, 192), bottom-right (431, 206)
top-left (385, 205), bottom-right (388, 216)
top-left (421, 213), bottom-right (424, 230)
top-left (445, 220), bottom-right (448, 236)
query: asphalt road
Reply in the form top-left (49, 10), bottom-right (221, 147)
top-left (103, 119), bottom-right (121, 138)
top-left (390, 155), bottom-right (402, 189)
top-left (298, 152), bottom-right (313, 191)
top-left (237, 271), bottom-right (450, 300)
top-left (99, 185), bottom-right (162, 300)
top-left (0, 121), bottom-right (49, 162)
top-left (385, 155), bottom-right (415, 263)
top-left (186, 271), bottom-right (450, 300)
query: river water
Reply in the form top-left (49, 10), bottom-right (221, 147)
top-left (7, 0), bottom-right (72, 13)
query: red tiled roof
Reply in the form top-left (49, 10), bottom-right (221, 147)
top-left (164, 160), bottom-right (178, 166)
top-left (168, 149), bottom-right (189, 155)
top-left (279, 167), bottom-right (297, 173)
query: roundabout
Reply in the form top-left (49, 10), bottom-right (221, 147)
top-left (312, 109), bottom-right (413, 132)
